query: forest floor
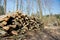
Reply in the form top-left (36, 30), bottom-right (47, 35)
top-left (0, 25), bottom-right (60, 40)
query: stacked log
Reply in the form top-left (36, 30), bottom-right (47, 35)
top-left (0, 12), bottom-right (43, 36)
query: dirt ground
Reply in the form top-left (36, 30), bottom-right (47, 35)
top-left (0, 26), bottom-right (60, 40)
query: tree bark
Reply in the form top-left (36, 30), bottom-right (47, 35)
top-left (37, 0), bottom-right (42, 19)
top-left (20, 0), bottom-right (22, 11)
top-left (27, 0), bottom-right (30, 15)
top-left (16, 0), bottom-right (18, 11)
top-left (4, 0), bottom-right (7, 14)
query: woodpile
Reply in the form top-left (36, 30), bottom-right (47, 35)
top-left (0, 12), bottom-right (43, 36)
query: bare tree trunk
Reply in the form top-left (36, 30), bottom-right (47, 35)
top-left (20, 0), bottom-right (23, 12)
top-left (49, 8), bottom-right (52, 18)
top-left (27, 0), bottom-right (30, 15)
top-left (44, 0), bottom-right (53, 18)
top-left (16, 0), bottom-right (18, 11)
top-left (39, 0), bottom-right (43, 19)
top-left (4, 0), bottom-right (7, 14)
top-left (13, 0), bottom-right (15, 12)
top-left (31, 0), bottom-right (34, 15)
top-left (37, 0), bottom-right (42, 19)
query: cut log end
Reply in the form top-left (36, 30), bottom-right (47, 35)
top-left (3, 26), bottom-right (10, 31)
top-left (11, 30), bottom-right (18, 35)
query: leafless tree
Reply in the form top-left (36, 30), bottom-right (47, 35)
top-left (31, 0), bottom-right (34, 15)
top-left (44, 0), bottom-right (53, 17)
top-left (16, 0), bottom-right (18, 11)
top-left (27, 0), bottom-right (30, 15)
top-left (20, 0), bottom-right (23, 12)
top-left (4, 0), bottom-right (7, 14)
top-left (37, 0), bottom-right (43, 19)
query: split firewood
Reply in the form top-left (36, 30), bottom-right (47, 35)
top-left (0, 18), bottom-right (4, 22)
top-left (5, 15), bottom-right (11, 18)
top-left (22, 14), bottom-right (27, 17)
top-left (18, 13), bottom-right (22, 15)
top-left (11, 13), bottom-right (18, 18)
top-left (21, 26), bottom-right (28, 34)
top-left (21, 18), bottom-right (24, 21)
top-left (14, 21), bottom-right (20, 25)
top-left (3, 18), bottom-right (9, 21)
top-left (22, 26), bottom-right (28, 30)
top-left (8, 25), bottom-right (16, 28)
top-left (25, 17), bottom-right (29, 21)
top-left (15, 18), bottom-right (19, 21)
top-left (0, 23), bottom-right (4, 27)
top-left (2, 21), bottom-right (7, 26)
top-left (18, 16), bottom-right (21, 19)
top-left (11, 15), bottom-right (16, 18)
top-left (12, 20), bottom-right (17, 24)
top-left (11, 30), bottom-right (18, 35)
top-left (0, 30), bottom-right (7, 36)
top-left (3, 26), bottom-right (10, 31)
top-left (0, 12), bottom-right (43, 36)
top-left (2, 15), bottom-right (11, 21)
top-left (30, 20), bottom-right (35, 22)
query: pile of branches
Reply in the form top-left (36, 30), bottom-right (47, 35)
top-left (0, 12), bottom-right (43, 36)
